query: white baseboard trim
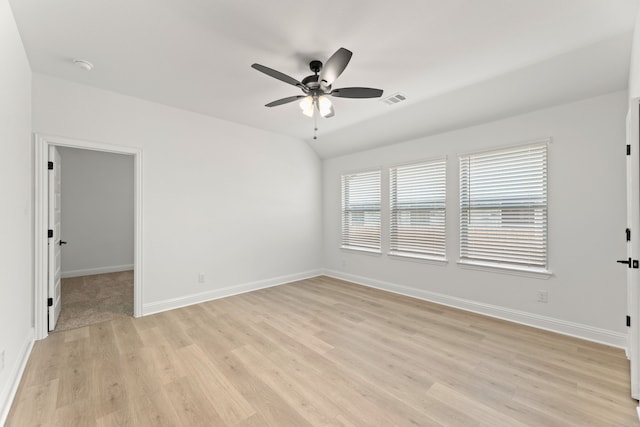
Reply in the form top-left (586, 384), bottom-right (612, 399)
top-left (323, 269), bottom-right (627, 349)
top-left (62, 264), bottom-right (134, 278)
top-left (143, 269), bottom-right (323, 316)
top-left (0, 328), bottom-right (34, 426)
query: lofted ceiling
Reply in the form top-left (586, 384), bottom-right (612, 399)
top-left (9, 0), bottom-right (639, 158)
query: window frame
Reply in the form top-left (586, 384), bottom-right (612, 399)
top-left (458, 140), bottom-right (551, 277)
top-left (340, 168), bottom-right (382, 254)
top-left (388, 157), bottom-right (447, 262)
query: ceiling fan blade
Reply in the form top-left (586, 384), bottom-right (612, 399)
top-left (330, 87), bottom-right (384, 98)
top-left (265, 95), bottom-right (305, 107)
top-left (319, 48), bottom-right (352, 87)
top-left (252, 63), bottom-right (305, 89)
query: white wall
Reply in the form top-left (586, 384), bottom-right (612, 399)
top-left (323, 91), bottom-right (628, 346)
top-left (0, 0), bottom-right (33, 423)
top-left (58, 147), bottom-right (134, 277)
top-left (630, 9), bottom-right (640, 101)
top-left (33, 74), bottom-right (323, 311)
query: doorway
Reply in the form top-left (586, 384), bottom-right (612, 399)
top-left (34, 134), bottom-right (143, 340)
top-left (54, 147), bottom-right (135, 332)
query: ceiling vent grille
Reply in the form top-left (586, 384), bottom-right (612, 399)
top-left (381, 93), bottom-right (407, 105)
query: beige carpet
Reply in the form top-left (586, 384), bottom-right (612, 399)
top-left (53, 270), bottom-right (133, 333)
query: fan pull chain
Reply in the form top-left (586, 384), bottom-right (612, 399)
top-left (313, 99), bottom-right (319, 140)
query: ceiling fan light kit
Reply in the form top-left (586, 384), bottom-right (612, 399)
top-left (299, 95), bottom-right (332, 118)
top-left (251, 47), bottom-right (383, 138)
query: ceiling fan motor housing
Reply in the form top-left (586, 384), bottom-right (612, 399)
top-left (302, 74), bottom-right (321, 90)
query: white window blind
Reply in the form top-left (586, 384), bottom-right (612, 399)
top-left (390, 159), bottom-right (446, 259)
top-left (341, 170), bottom-right (381, 252)
top-left (460, 143), bottom-right (548, 270)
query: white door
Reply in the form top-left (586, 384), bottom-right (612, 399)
top-left (625, 104), bottom-right (640, 400)
top-left (48, 146), bottom-right (62, 331)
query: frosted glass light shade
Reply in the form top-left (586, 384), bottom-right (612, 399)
top-left (299, 96), bottom-right (313, 110)
top-left (300, 96), bottom-right (314, 117)
top-left (318, 96), bottom-right (332, 117)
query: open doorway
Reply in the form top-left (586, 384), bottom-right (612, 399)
top-left (53, 147), bottom-right (135, 332)
top-left (34, 134), bottom-right (143, 340)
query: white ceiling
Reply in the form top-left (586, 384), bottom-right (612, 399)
top-left (9, 0), bottom-right (639, 158)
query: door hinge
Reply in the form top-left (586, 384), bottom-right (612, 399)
top-left (48, 161), bottom-right (53, 170)
top-left (47, 297), bottom-right (53, 307)
top-left (627, 228), bottom-right (631, 242)
top-left (627, 315), bottom-right (631, 327)
top-left (48, 229), bottom-right (53, 238)
top-left (627, 144), bottom-right (631, 155)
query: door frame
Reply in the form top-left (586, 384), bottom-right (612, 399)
top-left (627, 101), bottom-right (640, 401)
top-left (34, 133), bottom-right (143, 340)
top-left (48, 145), bottom-right (62, 330)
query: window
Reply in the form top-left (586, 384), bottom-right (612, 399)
top-left (341, 170), bottom-right (381, 252)
top-left (459, 142), bottom-right (548, 271)
top-left (390, 159), bottom-right (446, 260)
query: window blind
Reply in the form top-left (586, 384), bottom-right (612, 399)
top-left (460, 143), bottom-right (548, 269)
top-left (390, 160), bottom-right (446, 259)
top-left (341, 170), bottom-right (381, 252)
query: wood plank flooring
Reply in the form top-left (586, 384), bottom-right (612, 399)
top-left (6, 276), bottom-right (640, 426)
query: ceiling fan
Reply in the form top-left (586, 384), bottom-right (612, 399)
top-left (251, 48), bottom-right (383, 127)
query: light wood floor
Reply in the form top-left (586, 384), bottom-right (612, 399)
top-left (6, 276), bottom-right (640, 426)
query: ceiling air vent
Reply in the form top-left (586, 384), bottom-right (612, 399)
top-left (381, 92), bottom-right (407, 105)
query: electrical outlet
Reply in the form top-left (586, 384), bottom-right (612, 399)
top-left (198, 273), bottom-right (205, 284)
top-left (341, 259), bottom-right (347, 268)
top-left (537, 290), bottom-right (549, 303)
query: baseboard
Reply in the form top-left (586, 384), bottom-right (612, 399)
top-left (0, 328), bottom-right (34, 426)
top-left (142, 269), bottom-right (323, 316)
top-left (62, 264), bottom-right (134, 278)
top-left (323, 269), bottom-right (627, 349)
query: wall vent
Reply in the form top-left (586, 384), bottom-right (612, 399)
top-left (381, 92), bottom-right (407, 105)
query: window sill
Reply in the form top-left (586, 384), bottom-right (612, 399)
top-left (340, 246), bottom-right (382, 256)
top-left (388, 252), bottom-right (448, 265)
top-left (457, 259), bottom-right (552, 279)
